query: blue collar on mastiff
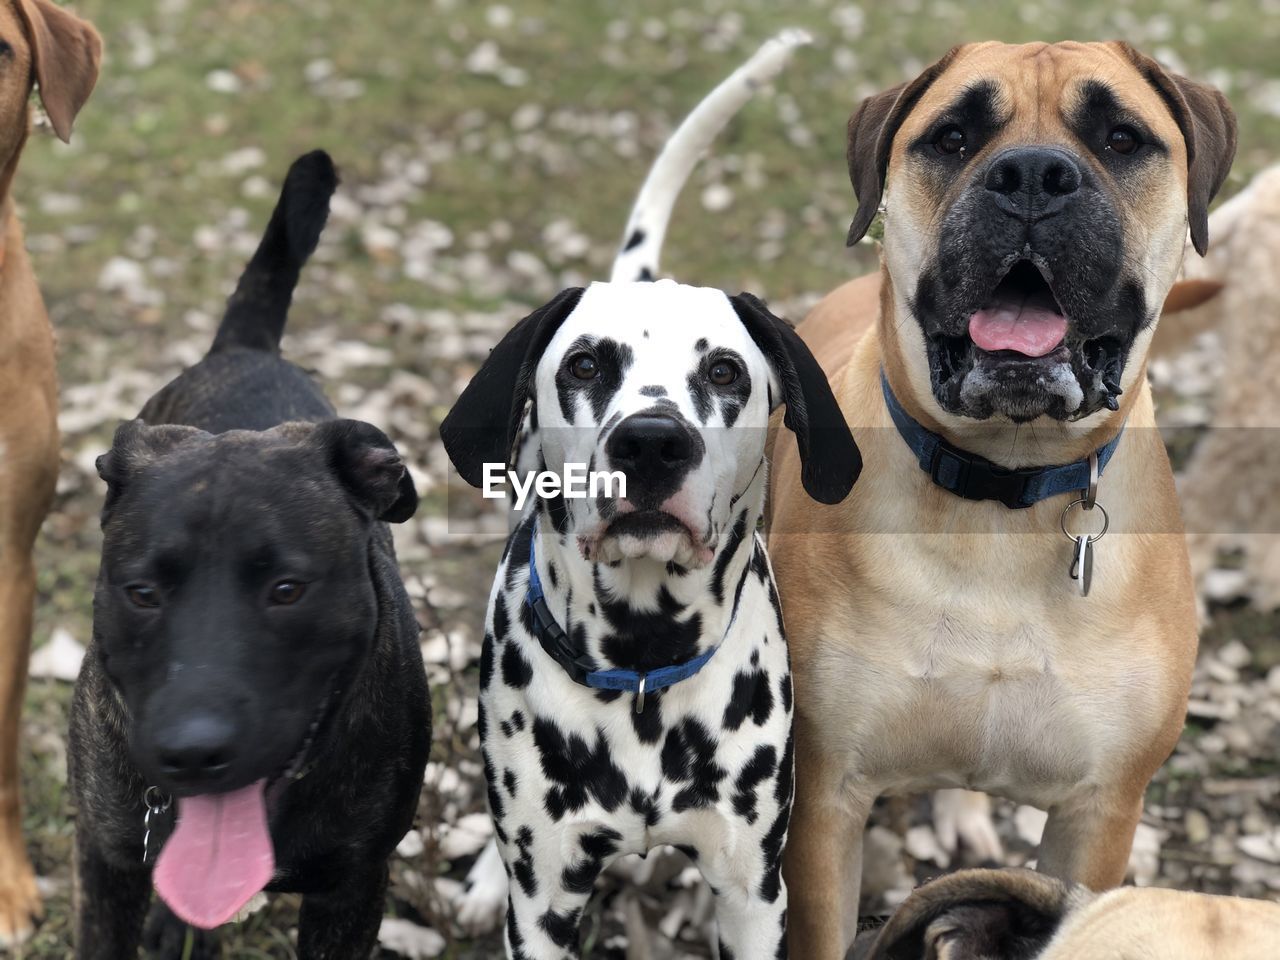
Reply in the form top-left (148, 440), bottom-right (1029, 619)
top-left (526, 523), bottom-right (743, 712)
top-left (881, 373), bottom-right (1124, 509)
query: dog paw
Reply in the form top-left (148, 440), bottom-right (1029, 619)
top-left (0, 846), bottom-right (42, 948)
top-left (932, 789), bottom-right (1004, 864)
top-left (453, 839), bottom-right (508, 936)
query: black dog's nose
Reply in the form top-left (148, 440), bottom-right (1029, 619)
top-left (606, 414), bottom-right (700, 502)
top-left (156, 713), bottom-right (237, 785)
top-left (985, 146), bottom-right (1082, 218)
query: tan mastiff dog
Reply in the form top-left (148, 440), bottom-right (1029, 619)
top-left (768, 42), bottom-right (1235, 958)
top-left (0, 0), bottom-right (99, 944)
top-left (861, 869), bottom-right (1280, 960)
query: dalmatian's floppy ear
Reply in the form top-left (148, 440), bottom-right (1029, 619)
top-left (729, 292), bottom-right (861, 504)
top-left (441, 287), bottom-right (586, 487)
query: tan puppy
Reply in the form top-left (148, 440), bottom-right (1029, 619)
top-left (768, 42), bottom-right (1236, 958)
top-left (0, 0), bottom-right (99, 945)
top-left (860, 869), bottom-right (1280, 960)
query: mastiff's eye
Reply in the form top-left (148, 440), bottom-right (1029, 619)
top-left (934, 125), bottom-right (966, 156)
top-left (270, 581), bottom-right (307, 606)
top-left (568, 354), bottom-right (598, 380)
top-left (126, 584), bottom-right (160, 609)
top-left (708, 359), bottom-right (739, 386)
top-left (1106, 126), bottom-right (1141, 155)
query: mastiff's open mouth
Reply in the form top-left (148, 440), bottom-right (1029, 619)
top-left (928, 258), bottom-right (1129, 422)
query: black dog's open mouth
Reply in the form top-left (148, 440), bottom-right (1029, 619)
top-left (929, 259), bottom-right (1128, 421)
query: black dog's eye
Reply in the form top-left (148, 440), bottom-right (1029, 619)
top-left (1106, 126), bottom-right (1141, 155)
top-left (126, 585), bottom-right (160, 609)
top-left (270, 581), bottom-right (306, 605)
top-left (568, 354), bottom-right (598, 380)
top-left (934, 125), bottom-right (966, 156)
top-left (708, 360), bottom-right (739, 386)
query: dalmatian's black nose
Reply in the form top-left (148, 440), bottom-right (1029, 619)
top-left (606, 414), bottom-right (700, 502)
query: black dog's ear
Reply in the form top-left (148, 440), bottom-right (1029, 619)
top-left (864, 869), bottom-right (1075, 960)
top-left (846, 46), bottom-right (962, 245)
top-left (730, 293), bottom-right (861, 504)
top-left (96, 420), bottom-right (209, 524)
top-left (312, 420), bottom-right (419, 523)
top-left (440, 287), bottom-right (586, 487)
top-left (1115, 42), bottom-right (1237, 257)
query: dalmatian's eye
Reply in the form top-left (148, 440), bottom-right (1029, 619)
top-left (568, 353), bottom-right (598, 380)
top-left (934, 125), bottom-right (966, 156)
top-left (126, 584), bottom-right (161, 609)
top-left (1105, 126), bottom-right (1141, 155)
top-left (707, 360), bottom-right (739, 386)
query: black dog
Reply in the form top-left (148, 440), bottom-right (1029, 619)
top-left (68, 152), bottom-right (431, 959)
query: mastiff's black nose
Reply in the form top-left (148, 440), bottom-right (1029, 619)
top-left (156, 712), bottom-right (238, 785)
top-left (984, 146), bottom-right (1082, 220)
top-left (606, 414), bottom-right (700, 502)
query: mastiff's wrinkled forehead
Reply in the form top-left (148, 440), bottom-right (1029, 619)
top-left (848, 41), bottom-right (1236, 423)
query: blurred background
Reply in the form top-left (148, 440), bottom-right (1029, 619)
top-left (15, 0), bottom-right (1280, 956)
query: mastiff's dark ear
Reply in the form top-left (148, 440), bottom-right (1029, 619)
top-left (440, 287), bottom-right (586, 488)
top-left (846, 46), bottom-right (962, 245)
top-left (1116, 42), bottom-right (1237, 257)
top-left (864, 869), bottom-right (1077, 960)
top-left (729, 292), bottom-right (861, 504)
top-left (312, 420), bottom-right (418, 523)
top-left (96, 420), bottom-right (209, 524)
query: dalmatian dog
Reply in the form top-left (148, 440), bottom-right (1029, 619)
top-left (442, 275), bottom-right (859, 958)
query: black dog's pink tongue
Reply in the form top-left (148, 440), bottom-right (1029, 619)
top-left (153, 779), bottom-right (274, 930)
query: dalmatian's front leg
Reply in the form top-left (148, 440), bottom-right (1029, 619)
top-left (500, 821), bottom-right (622, 960)
top-left (705, 859), bottom-right (789, 960)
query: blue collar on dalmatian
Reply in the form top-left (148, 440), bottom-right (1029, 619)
top-left (526, 525), bottom-right (737, 712)
top-left (881, 372), bottom-right (1125, 509)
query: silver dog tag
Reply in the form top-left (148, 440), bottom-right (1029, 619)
top-left (1069, 535), bottom-right (1094, 597)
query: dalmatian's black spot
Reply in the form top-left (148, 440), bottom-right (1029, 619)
top-left (638, 266), bottom-right (654, 280)
top-left (484, 747), bottom-right (505, 823)
top-left (776, 913), bottom-right (789, 959)
top-left (598, 584), bottom-right (702, 673)
top-left (666, 561), bottom-right (688, 577)
top-left (695, 338), bottom-right (709, 352)
top-left (628, 787), bottom-right (662, 827)
top-left (505, 522), bottom-right (534, 591)
top-left (506, 907), bottom-right (528, 960)
top-left (711, 511), bottom-right (749, 604)
top-left (630, 690), bottom-right (664, 744)
top-left (504, 768), bottom-right (518, 798)
top-left (512, 826), bottom-right (537, 897)
top-left (687, 366), bottom-right (714, 424)
top-left (723, 668), bottom-right (774, 731)
top-left (623, 228), bottom-right (646, 252)
top-left (547, 561), bottom-right (558, 590)
top-left (639, 384), bottom-right (667, 397)
top-left (661, 717), bottom-right (728, 812)
top-left (674, 843), bottom-right (699, 861)
top-left (751, 649), bottom-right (759, 667)
top-left (780, 674), bottom-right (792, 713)
top-left (539, 906), bottom-right (581, 949)
top-left (561, 826), bottom-right (622, 894)
top-left (749, 541), bottom-right (770, 581)
top-left (480, 633), bottom-right (497, 691)
top-left (502, 641), bottom-right (534, 689)
top-left (518, 596), bottom-right (536, 636)
top-left (587, 602), bottom-right (596, 616)
top-left (555, 335), bottom-right (634, 423)
top-left (731, 745), bottom-right (777, 825)
top-left (477, 698), bottom-right (488, 741)
top-left (720, 941), bottom-right (737, 960)
top-left (595, 688), bottom-right (623, 704)
top-left (758, 731), bottom-right (796, 904)
top-left (532, 717), bottom-right (628, 820)
top-left (493, 594), bottom-right (511, 644)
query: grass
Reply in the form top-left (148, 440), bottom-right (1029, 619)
top-left (12, 0), bottom-right (1280, 956)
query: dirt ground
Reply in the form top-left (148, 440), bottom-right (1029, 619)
top-left (10, 0), bottom-right (1280, 957)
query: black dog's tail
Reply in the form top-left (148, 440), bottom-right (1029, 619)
top-left (211, 150), bottom-right (338, 354)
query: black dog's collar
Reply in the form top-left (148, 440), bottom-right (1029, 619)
top-left (881, 373), bottom-right (1124, 509)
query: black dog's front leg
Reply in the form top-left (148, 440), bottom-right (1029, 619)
top-left (74, 836), bottom-right (151, 960)
top-left (296, 865), bottom-right (388, 960)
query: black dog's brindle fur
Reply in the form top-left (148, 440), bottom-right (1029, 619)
top-left (68, 152), bottom-right (430, 959)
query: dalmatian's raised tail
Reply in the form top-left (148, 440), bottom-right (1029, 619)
top-left (608, 27), bottom-right (813, 283)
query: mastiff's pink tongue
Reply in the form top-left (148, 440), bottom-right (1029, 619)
top-left (969, 304), bottom-right (1067, 358)
top-left (153, 779), bottom-right (274, 930)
